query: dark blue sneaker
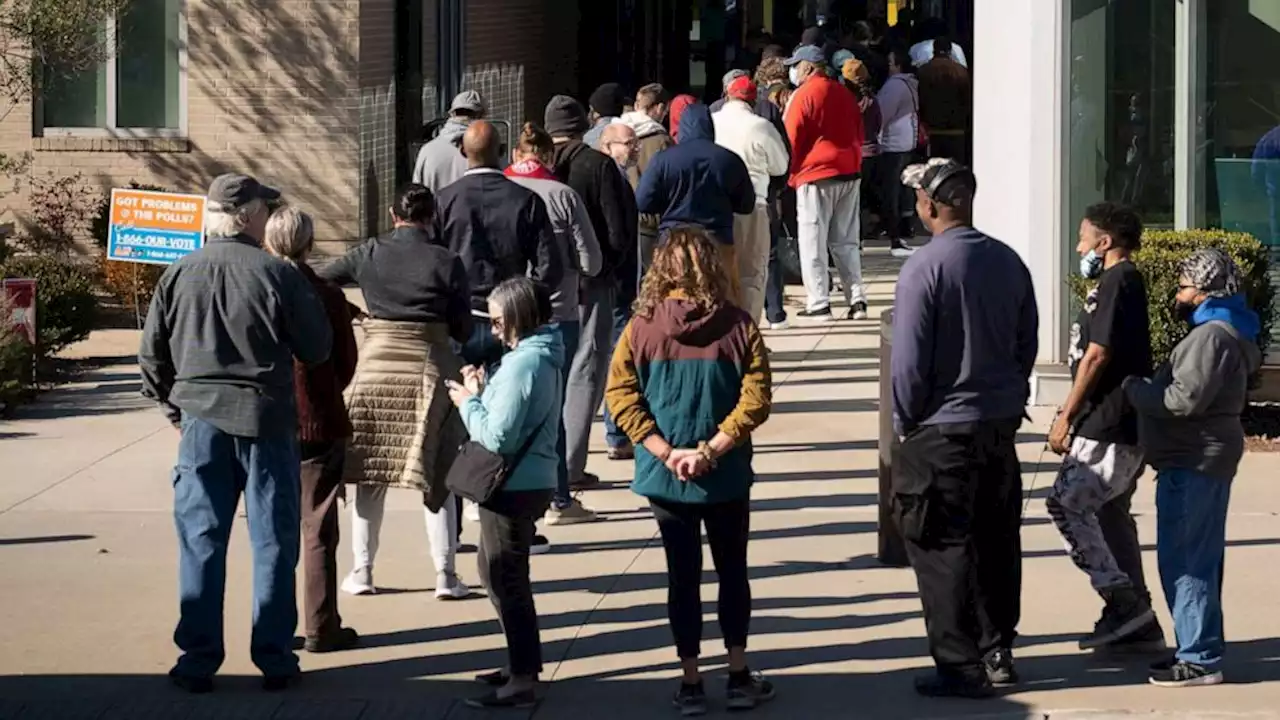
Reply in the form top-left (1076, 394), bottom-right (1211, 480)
top-left (672, 681), bottom-right (708, 716)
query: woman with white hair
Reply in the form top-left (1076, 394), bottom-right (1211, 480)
top-left (318, 183), bottom-right (475, 600)
top-left (262, 207), bottom-right (361, 652)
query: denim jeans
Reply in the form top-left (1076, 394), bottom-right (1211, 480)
top-left (601, 298), bottom-right (633, 450)
top-left (764, 198), bottom-right (787, 325)
top-left (172, 415), bottom-right (301, 679)
top-left (553, 321), bottom-right (582, 509)
top-left (1156, 468), bottom-right (1232, 668)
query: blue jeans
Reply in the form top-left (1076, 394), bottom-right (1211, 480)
top-left (1156, 468), bottom-right (1232, 668)
top-left (602, 300), bottom-right (632, 450)
top-left (554, 321), bottom-right (582, 509)
top-left (172, 415), bottom-right (301, 679)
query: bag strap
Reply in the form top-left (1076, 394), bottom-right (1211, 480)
top-left (504, 408), bottom-right (552, 474)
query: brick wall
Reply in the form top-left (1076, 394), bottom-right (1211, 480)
top-left (358, 0), bottom-right (396, 242)
top-left (0, 0), bottom-right (363, 246)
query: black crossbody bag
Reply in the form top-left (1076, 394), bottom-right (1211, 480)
top-left (445, 413), bottom-right (549, 505)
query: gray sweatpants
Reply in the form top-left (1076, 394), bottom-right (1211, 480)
top-left (562, 281), bottom-right (616, 485)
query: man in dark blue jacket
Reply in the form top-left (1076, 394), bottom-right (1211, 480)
top-left (635, 103), bottom-right (755, 297)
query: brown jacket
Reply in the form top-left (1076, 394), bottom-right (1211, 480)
top-left (618, 111), bottom-right (676, 240)
top-left (917, 57), bottom-right (971, 132)
top-left (294, 264), bottom-right (358, 443)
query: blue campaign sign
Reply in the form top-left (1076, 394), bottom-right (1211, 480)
top-left (107, 188), bottom-right (208, 266)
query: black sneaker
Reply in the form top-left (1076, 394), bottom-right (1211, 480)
top-left (1148, 660), bottom-right (1224, 688)
top-left (1079, 587), bottom-right (1156, 651)
top-left (984, 648), bottom-right (1019, 687)
top-left (846, 302), bottom-right (869, 321)
top-left (1096, 618), bottom-right (1168, 656)
top-left (726, 669), bottom-right (776, 710)
top-left (672, 680), bottom-right (708, 716)
top-left (168, 670), bottom-right (213, 695)
top-left (913, 673), bottom-right (995, 699)
top-left (304, 626), bottom-right (359, 653)
top-left (796, 306), bottom-right (835, 322)
top-left (530, 534), bottom-right (551, 555)
top-left (465, 688), bottom-right (538, 708)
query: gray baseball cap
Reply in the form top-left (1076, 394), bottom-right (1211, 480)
top-left (207, 173), bottom-right (280, 209)
top-left (784, 44), bottom-right (826, 66)
top-left (449, 90), bottom-right (486, 115)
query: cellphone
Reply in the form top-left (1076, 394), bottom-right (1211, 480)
top-left (445, 379), bottom-right (462, 390)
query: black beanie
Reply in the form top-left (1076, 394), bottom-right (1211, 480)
top-left (588, 82), bottom-right (627, 118)
top-left (544, 95), bottom-right (589, 137)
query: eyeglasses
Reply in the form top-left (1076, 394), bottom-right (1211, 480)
top-left (490, 316), bottom-right (505, 331)
top-left (608, 140), bottom-right (640, 148)
top-left (1177, 284), bottom-right (1198, 292)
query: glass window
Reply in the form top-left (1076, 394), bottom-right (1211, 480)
top-left (1067, 0), bottom-right (1177, 230)
top-left (1201, 0), bottom-right (1280, 345)
top-left (42, 0), bottom-right (183, 132)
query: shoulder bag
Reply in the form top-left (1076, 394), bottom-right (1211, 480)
top-left (445, 412), bottom-right (550, 505)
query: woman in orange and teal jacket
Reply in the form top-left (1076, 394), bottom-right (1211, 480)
top-left (605, 225), bottom-right (774, 715)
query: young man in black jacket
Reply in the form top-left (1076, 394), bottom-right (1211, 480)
top-left (434, 121), bottom-right (563, 368)
top-left (545, 95), bottom-right (639, 490)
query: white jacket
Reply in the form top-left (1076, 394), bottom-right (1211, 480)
top-left (711, 100), bottom-right (789, 206)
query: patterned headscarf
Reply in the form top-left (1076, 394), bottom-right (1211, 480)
top-left (1180, 247), bottom-right (1241, 298)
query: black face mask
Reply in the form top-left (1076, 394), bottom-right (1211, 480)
top-left (1174, 300), bottom-right (1197, 324)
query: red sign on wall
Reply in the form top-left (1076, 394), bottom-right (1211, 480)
top-left (3, 278), bottom-right (36, 344)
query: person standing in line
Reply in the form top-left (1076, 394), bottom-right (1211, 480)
top-left (757, 57), bottom-right (795, 331)
top-left (1126, 248), bottom-right (1262, 688)
top-left (320, 184), bottom-right (474, 599)
top-left (877, 45), bottom-right (922, 257)
top-left (545, 95), bottom-right (638, 494)
top-left (713, 76), bottom-right (790, 324)
top-left (636, 102), bottom-right (756, 303)
top-left (584, 82), bottom-right (629, 149)
top-left (449, 278), bottom-right (564, 710)
top-left (916, 37), bottom-right (971, 164)
top-left (262, 207), bottom-right (361, 654)
top-left (843, 58), bottom-right (884, 249)
top-left (504, 122), bottom-right (605, 526)
top-left (1047, 202), bottom-right (1165, 653)
top-left (783, 44), bottom-right (869, 322)
top-left (619, 83), bottom-right (676, 275)
top-left (412, 90), bottom-right (486, 193)
top-left (668, 94), bottom-right (698, 141)
top-left (140, 174), bottom-right (332, 693)
top-left (434, 120), bottom-right (564, 370)
top-left (890, 158), bottom-right (1038, 698)
top-left (710, 69), bottom-right (751, 113)
top-left (909, 18), bottom-right (968, 69)
top-left (605, 227), bottom-right (775, 715)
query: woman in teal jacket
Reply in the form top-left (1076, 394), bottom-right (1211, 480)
top-left (447, 277), bottom-right (563, 709)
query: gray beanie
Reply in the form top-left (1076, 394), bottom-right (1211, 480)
top-left (1180, 247), bottom-right (1241, 298)
top-left (544, 95), bottom-right (589, 138)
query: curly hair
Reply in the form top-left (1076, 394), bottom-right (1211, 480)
top-left (754, 56), bottom-right (788, 88)
top-left (633, 226), bottom-right (732, 319)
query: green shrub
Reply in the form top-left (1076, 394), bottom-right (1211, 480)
top-left (1, 255), bottom-right (99, 356)
top-left (1067, 229), bottom-right (1275, 366)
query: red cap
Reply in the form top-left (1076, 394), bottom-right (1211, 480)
top-left (726, 76), bottom-right (758, 102)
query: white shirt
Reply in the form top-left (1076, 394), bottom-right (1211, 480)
top-left (909, 40), bottom-right (968, 69)
top-left (711, 100), bottom-right (790, 206)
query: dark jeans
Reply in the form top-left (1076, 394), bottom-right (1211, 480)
top-left (601, 298), bottom-right (632, 450)
top-left (650, 497), bottom-right (752, 659)
top-left (554, 321), bottom-right (582, 509)
top-left (764, 196), bottom-right (787, 324)
top-left (892, 419), bottom-right (1023, 681)
top-left (300, 440), bottom-right (345, 638)
top-left (1097, 469), bottom-right (1154, 605)
top-left (878, 151), bottom-right (916, 243)
top-left (478, 489), bottom-right (554, 676)
top-left (171, 415), bottom-right (301, 679)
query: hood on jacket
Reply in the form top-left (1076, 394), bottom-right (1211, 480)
top-left (652, 296), bottom-right (738, 347)
top-left (619, 111), bottom-right (668, 139)
top-left (677, 104), bottom-right (715, 144)
top-left (549, 140), bottom-right (589, 177)
top-left (511, 325), bottom-right (566, 370)
top-left (1193, 294), bottom-right (1263, 343)
top-left (436, 118), bottom-right (470, 147)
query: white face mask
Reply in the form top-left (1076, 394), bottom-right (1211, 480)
top-left (789, 67), bottom-right (803, 87)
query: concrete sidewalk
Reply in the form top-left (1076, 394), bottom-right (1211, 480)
top-left (1, 249), bottom-right (1278, 719)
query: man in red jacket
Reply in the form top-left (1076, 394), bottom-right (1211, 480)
top-left (784, 44), bottom-right (868, 322)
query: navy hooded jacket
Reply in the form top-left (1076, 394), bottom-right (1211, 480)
top-left (635, 103), bottom-right (755, 244)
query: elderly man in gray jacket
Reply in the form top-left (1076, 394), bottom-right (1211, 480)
top-left (140, 173), bottom-right (332, 694)
top-left (1124, 248), bottom-right (1262, 690)
top-left (412, 90), bottom-right (486, 193)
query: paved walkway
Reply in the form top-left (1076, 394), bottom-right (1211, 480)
top-left (1, 250), bottom-right (1278, 719)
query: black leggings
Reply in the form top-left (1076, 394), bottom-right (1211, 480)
top-left (650, 497), bottom-right (752, 659)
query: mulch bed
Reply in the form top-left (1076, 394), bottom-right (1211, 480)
top-left (1243, 403), bottom-right (1280, 452)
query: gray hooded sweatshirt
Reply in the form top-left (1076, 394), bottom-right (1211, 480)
top-left (412, 118), bottom-right (469, 193)
top-left (507, 166), bottom-right (603, 322)
top-left (1126, 316), bottom-right (1263, 481)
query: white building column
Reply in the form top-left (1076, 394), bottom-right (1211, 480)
top-left (971, 0), bottom-right (1068, 367)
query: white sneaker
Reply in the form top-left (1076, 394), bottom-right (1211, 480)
top-left (341, 567), bottom-right (376, 596)
top-left (545, 498), bottom-right (601, 526)
top-left (890, 243), bottom-right (916, 259)
top-left (464, 500), bottom-right (481, 523)
top-left (768, 320), bottom-right (791, 331)
top-left (435, 572), bottom-right (471, 600)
